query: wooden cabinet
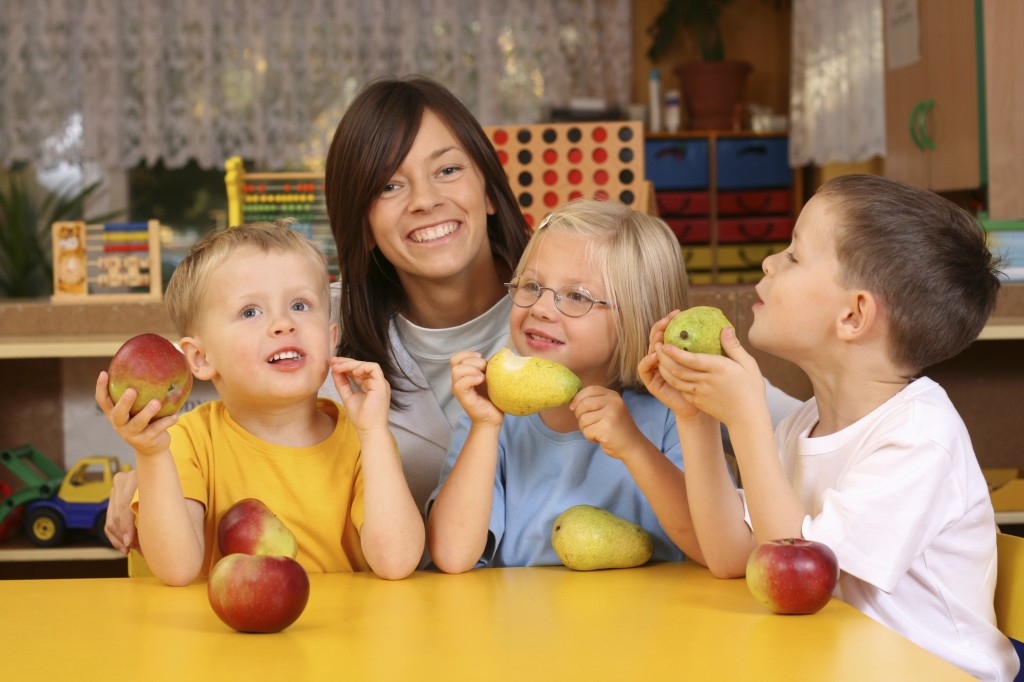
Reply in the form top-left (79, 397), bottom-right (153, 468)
top-left (645, 132), bottom-right (800, 284)
top-left (981, 0), bottom-right (1024, 220)
top-left (883, 0), bottom-right (980, 192)
top-left (883, 0), bottom-right (1024, 220)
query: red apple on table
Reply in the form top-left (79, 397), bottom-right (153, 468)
top-left (107, 333), bottom-right (192, 418)
top-left (218, 498), bottom-right (298, 558)
top-left (745, 538), bottom-right (839, 615)
top-left (207, 553), bottom-right (310, 633)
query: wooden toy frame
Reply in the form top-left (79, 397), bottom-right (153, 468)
top-left (50, 219), bottom-right (162, 304)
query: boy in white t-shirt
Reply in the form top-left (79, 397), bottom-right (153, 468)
top-left (641, 174), bottom-right (1018, 681)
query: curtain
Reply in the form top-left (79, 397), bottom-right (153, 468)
top-left (0, 0), bottom-right (632, 171)
top-left (788, 0), bottom-right (886, 166)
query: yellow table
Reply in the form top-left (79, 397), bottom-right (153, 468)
top-left (2, 561), bottom-right (971, 681)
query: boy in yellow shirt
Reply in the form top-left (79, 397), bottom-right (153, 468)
top-left (95, 221), bottom-right (423, 585)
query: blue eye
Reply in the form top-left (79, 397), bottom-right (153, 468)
top-left (241, 307), bottom-right (259, 318)
top-left (291, 300), bottom-right (310, 312)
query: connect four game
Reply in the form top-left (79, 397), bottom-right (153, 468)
top-left (224, 156), bottom-right (338, 279)
top-left (51, 219), bottom-right (163, 303)
top-left (482, 121), bottom-right (651, 227)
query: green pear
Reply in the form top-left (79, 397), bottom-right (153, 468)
top-left (485, 348), bottom-right (581, 416)
top-left (551, 505), bottom-right (654, 571)
top-left (664, 306), bottom-right (734, 355)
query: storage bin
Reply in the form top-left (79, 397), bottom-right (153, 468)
top-left (665, 218), bottom-right (711, 244)
top-left (717, 137), bottom-right (791, 190)
top-left (656, 190), bottom-right (711, 217)
top-left (645, 139), bottom-right (710, 190)
top-left (987, 230), bottom-right (1024, 282)
top-left (718, 217), bottom-right (794, 243)
top-left (717, 243), bottom-right (787, 269)
top-left (718, 189), bottom-right (792, 216)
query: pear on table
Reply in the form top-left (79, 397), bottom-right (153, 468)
top-left (551, 504), bottom-right (654, 571)
top-left (664, 306), bottom-right (734, 355)
top-left (485, 348), bottom-right (581, 416)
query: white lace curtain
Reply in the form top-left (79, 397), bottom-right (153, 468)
top-left (1, 0), bottom-right (631, 171)
top-left (788, 0), bottom-right (886, 166)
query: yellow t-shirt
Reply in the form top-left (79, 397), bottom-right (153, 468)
top-left (134, 398), bottom-right (368, 576)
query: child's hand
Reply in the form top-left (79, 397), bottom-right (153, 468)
top-left (571, 386), bottom-right (644, 460)
top-left (95, 371), bottom-right (176, 457)
top-left (450, 350), bottom-right (503, 427)
top-left (331, 357), bottom-right (391, 434)
top-left (655, 327), bottom-right (767, 428)
top-left (640, 312), bottom-right (701, 420)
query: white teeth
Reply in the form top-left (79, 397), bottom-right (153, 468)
top-left (411, 222), bottom-right (458, 243)
top-left (527, 333), bottom-right (563, 344)
top-left (269, 351), bottom-right (302, 363)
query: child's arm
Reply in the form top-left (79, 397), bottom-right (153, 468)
top-left (657, 328), bottom-right (808, 546)
top-left (425, 351), bottom-right (504, 574)
top-left (332, 358), bottom-right (424, 580)
top-left (95, 371), bottom-right (205, 585)
top-left (639, 314), bottom-right (754, 576)
top-left (571, 385), bottom-right (705, 564)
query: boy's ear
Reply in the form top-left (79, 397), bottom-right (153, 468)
top-left (837, 290), bottom-right (878, 341)
top-left (328, 322), bottom-right (339, 354)
top-left (179, 336), bottom-right (216, 381)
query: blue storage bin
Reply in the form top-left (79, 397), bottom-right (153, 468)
top-left (987, 230), bottom-right (1024, 282)
top-left (645, 139), bottom-right (710, 190)
top-left (717, 137), bottom-right (791, 190)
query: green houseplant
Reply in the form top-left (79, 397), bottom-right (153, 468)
top-left (0, 164), bottom-right (120, 298)
top-left (645, 0), bottom-right (752, 130)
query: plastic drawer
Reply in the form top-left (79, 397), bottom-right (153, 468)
top-left (665, 218), bottom-right (711, 244)
top-left (716, 138), bottom-right (791, 190)
top-left (645, 139), bottom-right (710, 190)
top-left (717, 242), bottom-right (788, 269)
top-left (656, 190), bottom-right (711, 217)
top-left (718, 189), bottom-right (792, 216)
top-left (718, 217), bottom-right (794, 243)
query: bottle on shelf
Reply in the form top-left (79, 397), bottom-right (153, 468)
top-left (648, 68), bottom-right (662, 133)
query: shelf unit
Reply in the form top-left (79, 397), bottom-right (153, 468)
top-left (645, 131), bottom-right (801, 285)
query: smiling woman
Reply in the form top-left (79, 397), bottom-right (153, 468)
top-left (319, 77), bottom-right (532, 513)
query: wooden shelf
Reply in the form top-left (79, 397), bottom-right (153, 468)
top-left (0, 333), bottom-right (178, 359)
top-left (0, 536), bottom-right (125, 562)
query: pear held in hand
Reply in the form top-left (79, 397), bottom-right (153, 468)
top-left (664, 306), bottom-right (734, 355)
top-left (551, 504), bottom-right (654, 571)
top-left (485, 348), bottom-right (582, 416)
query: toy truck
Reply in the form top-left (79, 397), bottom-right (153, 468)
top-left (0, 444), bottom-right (130, 547)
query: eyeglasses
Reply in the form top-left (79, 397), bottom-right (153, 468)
top-left (504, 277), bottom-right (614, 318)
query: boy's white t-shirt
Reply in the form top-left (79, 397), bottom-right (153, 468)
top-left (749, 377), bottom-right (1017, 682)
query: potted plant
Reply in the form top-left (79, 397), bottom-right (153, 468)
top-left (0, 164), bottom-right (119, 298)
top-left (646, 0), bottom-right (752, 131)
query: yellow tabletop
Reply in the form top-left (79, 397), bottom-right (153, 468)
top-left (1, 561), bottom-right (971, 681)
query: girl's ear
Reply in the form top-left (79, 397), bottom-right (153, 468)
top-left (837, 290), bottom-right (878, 341)
top-left (180, 337), bottom-right (216, 382)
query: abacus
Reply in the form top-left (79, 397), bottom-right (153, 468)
top-left (482, 121), bottom-right (655, 227)
top-left (50, 219), bottom-right (162, 303)
top-left (224, 157), bottom-right (338, 279)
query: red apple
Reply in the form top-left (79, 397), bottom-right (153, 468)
top-left (218, 498), bottom-right (298, 558)
top-left (745, 538), bottom-right (839, 615)
top-left (207, 553), bottom-right (310, 633)
top-left (108, 333), bottom-right (192, 418)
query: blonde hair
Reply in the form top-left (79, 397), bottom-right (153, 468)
top-left (518, 200), bottom-right (689, 391)
top-left (164, 220), bottom-right (330, 336)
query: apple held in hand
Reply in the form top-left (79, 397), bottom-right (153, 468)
top-left (108, 333), bottom-right (192, 418)
top-left (218, 498), bottom-right (298, 558)
top-left (746, 538), bottom-right (839, 615)
top-left (208, 553), bottom-right (310, 633)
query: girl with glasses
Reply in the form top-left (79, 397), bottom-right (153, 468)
top-left (427, 199), bottom-right (706, 571)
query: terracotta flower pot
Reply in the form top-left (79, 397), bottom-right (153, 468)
top-left (674, 61), bottom-right (752, 131)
